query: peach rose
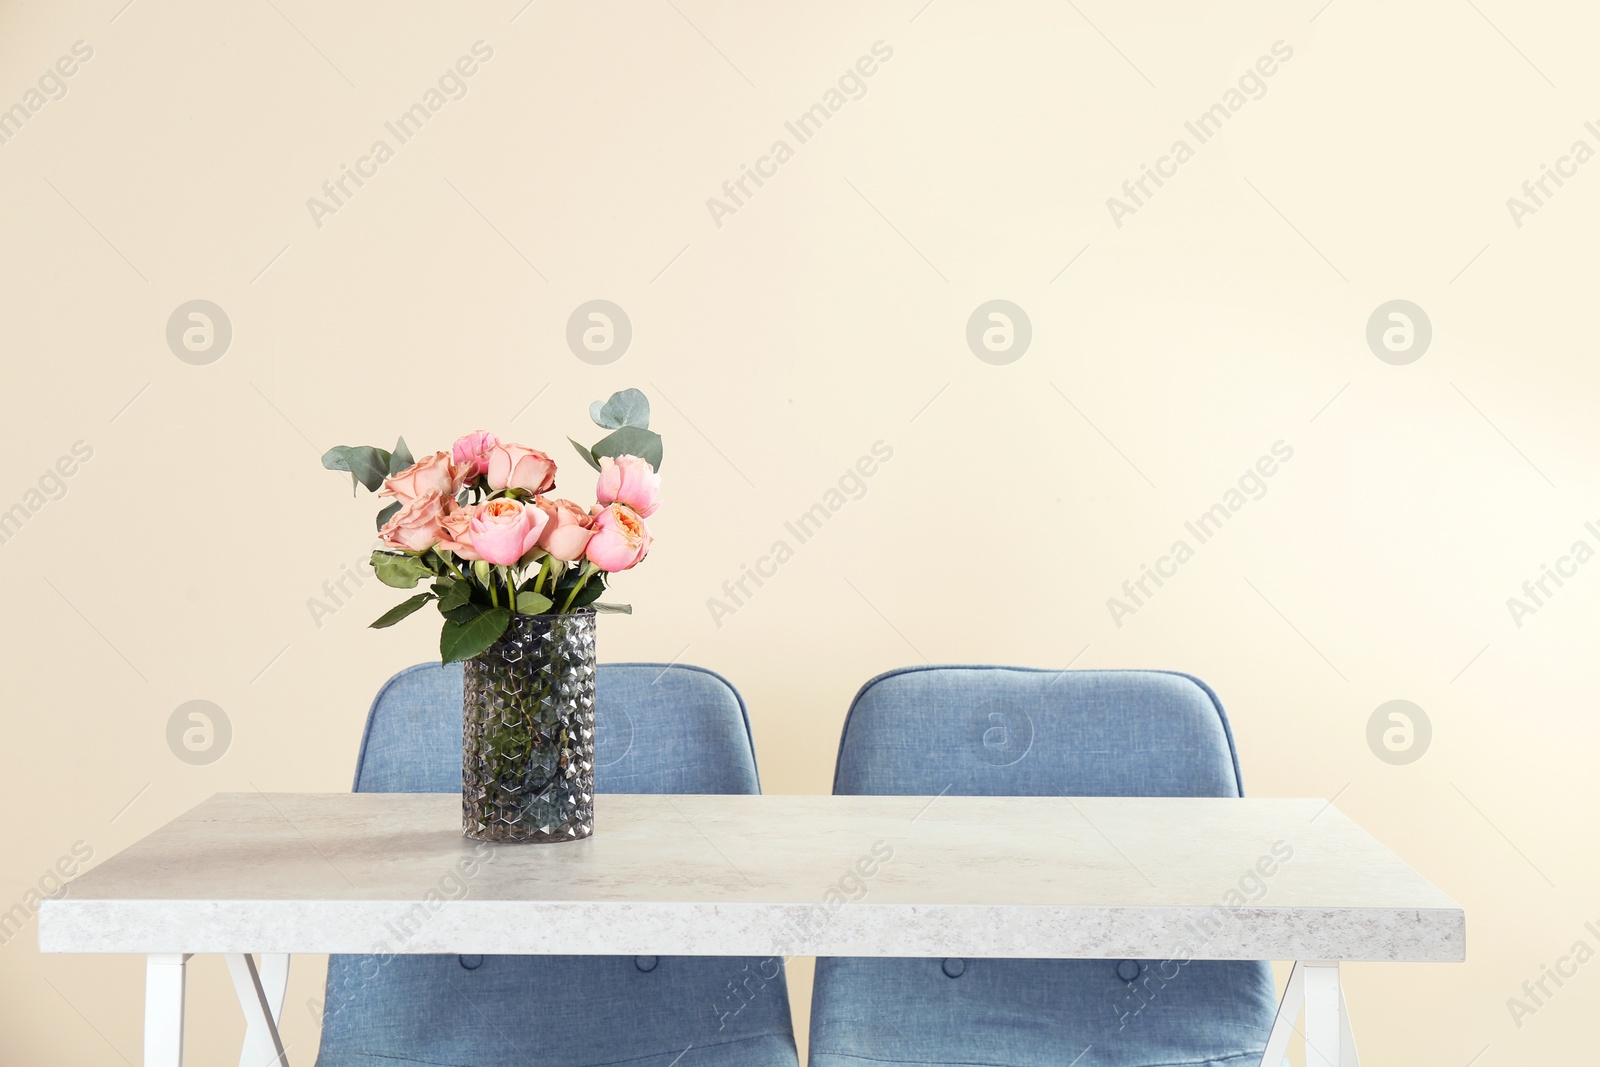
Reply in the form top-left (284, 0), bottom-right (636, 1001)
top-left (535, 497), bottom-right (594, 561)
top-left (595, 455), bottom-right (660, 518)
top-left (465, 499), bottom-right (548, 566)
top-left (381, 451), bottom-right (462, 503)
top-left (585, 503), bottom-right (651, 572)
top-left (485, 443), bottom-right (557, 495)
top-left (378, 491), bottom-right (449, 552)
top-left (435, 502), bottom-right (480, 560)
top-left (451, 431), bottom-right (500, 478)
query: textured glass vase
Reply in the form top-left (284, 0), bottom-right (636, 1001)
top-left (462, 609), bottom-right (597, 843)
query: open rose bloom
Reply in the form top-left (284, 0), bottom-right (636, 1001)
top-left (322, 388), bottom-right (664, 663)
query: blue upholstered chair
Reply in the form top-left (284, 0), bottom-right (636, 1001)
top-left (808, 666), bottom-right (1280, 1067)
top-left (316, 662), bottom-right (799, 1067)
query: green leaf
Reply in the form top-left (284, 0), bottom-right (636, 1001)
top-left (389, 437), bottom-right (414, 474)
top-left (567, 578), bottom-right (606, 610)
top-left (435, 578), bottom-right (473, 613)
top-left (590, 426), bottom-right (663, 471)
top-left (592, 602), bottom-right (632, 614)
top-left (370, 592), bottom-right (434, 629)
top-left (569, 437), bottom-right (601, 473)
top-left (323, 445), bottom-right (394, 493)
top-left (444, 598), bottom-right (486, 622)
top-left (375, 500), bottom-right (402, 531)
top-left (590, 389), bottom-right (651, 431)
top-left (440, 607), bottom-right (511, 663)
top-left (514, 591), bottom-right (554, 616)
top-left (370, 551), bottom-right (433, 589)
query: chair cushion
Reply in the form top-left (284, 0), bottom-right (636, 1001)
top-left (322, 952), bottom-right (798, 1067)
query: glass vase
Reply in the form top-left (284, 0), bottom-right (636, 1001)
top-left (461, 609), bottom-right (597, 843)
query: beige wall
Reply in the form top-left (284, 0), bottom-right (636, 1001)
top-left (2, 0), bottom-right (1596, 1062)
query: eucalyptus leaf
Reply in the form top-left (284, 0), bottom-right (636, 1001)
top-left (323, 445), bottom-right (394, 493)
top-left (370, 551), bottom-right (433, 589)
top-left (590, 426), bottom-right (663, 471)
top-left (375, 500), bottom-right (402, 531)
top-left (389, 437), bottom-right (414, 474)
top-left (592, 602), bottom-right (633, 614)
top-left (569, 437), bottom-right (602, 473)
top-left (370, 592), bottom-right (434, 629)
top-left (589, 388), bottom-right (651, 431)
top-left (440, 607), bottom-right (511, 664)
top-left (514, 591), bottom-right (554, 616)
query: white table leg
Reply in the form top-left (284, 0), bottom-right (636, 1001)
top-left (1258, 961), bottom-right (1303, 1067)
top-left (1339, 979), bottom-right (1360, 1065)
top-left (145, 954), bottom-right (189, 1067)
top-left (226, 953), bottom-right (290, 1067)
top-left (1256, 961), bottom-right (1359, 1067)
top-left (1303, 961), bottom-right (1342, 1067)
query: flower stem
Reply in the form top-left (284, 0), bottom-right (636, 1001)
top-left (561, 564), bottom-right (597, 612)
top-left (505, 567), bottom-right (517, 614)
top-left (431, 548), bottom-right (468, 583)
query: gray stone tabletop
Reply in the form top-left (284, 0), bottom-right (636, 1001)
top-left (39, 792), bottom-right (1464, 961)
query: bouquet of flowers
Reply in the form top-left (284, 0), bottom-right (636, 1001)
top-left (321, 388), bottom-right (662, 664)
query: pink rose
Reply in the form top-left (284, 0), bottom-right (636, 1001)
top-left (378, 491), bottom-right (449, 552)
top-left (595, 455), bottom-right (660, 518)
top-left (451, 430), bottom-right (500, 478)
top-left (535, 497), bottom-right (595, 561)
top-left (585, 503), bottom-right (651, 572)
top-left (381, 451), bottom-right (462, 503)
top-left (435, 503), bottom-right (481, 560)
top-left (465, 499), bottom-right (548, 566)
top-left (486, 443), bottom-right (557, 495)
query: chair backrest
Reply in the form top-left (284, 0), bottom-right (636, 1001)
top-left (353, 661), bottom-right (763, 794)
top-left (318, 661), bottom-right (798, 1067)
top-left (833, 665), bottom-right (1245, 798)
top-left (809, 666), bottom-right (1277, 1067)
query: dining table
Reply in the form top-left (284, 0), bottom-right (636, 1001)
top-left (38, 791), bottom-right (1465, 1066)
